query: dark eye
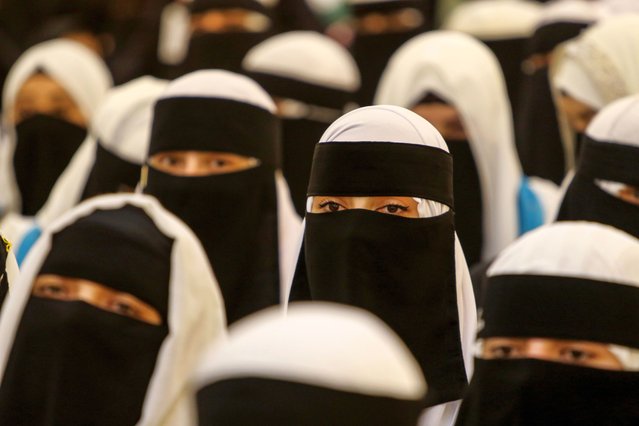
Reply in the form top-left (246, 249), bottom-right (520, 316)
top-left (379, 204), bottom-right (408, 215)
top-left (109, 299), bottom-right (138, 318)
top-left (561, 348), bottom-right (592, 363)
top-left (211, 158), bottom-right (228, 168)
top-left (160, 156), bottom-right (181, 167)
top-left (319, 201), bottom-right (342, 212)
top-left (34, 283), bottom-right (69, 299)
top-left (490, 345), bottom-right (516, 358)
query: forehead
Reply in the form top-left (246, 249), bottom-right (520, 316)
top-left (16, 73), bottom-right (70, 99)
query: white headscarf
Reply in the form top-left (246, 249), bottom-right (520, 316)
top-left (36, 76), bottom-right (168, 230)
top-left (243, 31), bottom-right (360, 92)
top-left (375, 31), bottom-right (523, 260)
top-left (2, 39), bottom-right (112, 124)
top-left (291, 105), bottom-right (477, 426)
top-left (554, 14), bottom-right (639, 110)
top-left (586, 94), bottom-right (639, 148)
top-left (0, 39), bottom-right (112, 234)
top-left (488, 221), bottom-right (639, 369)
top-left (194, 302), bottom-right (425, 400)
top-left (443, 0), bottom-right (541, 40)
top-left (0, 193), bottom-right (226, 425)
top-left (149, 70), bottom-right (302, 302)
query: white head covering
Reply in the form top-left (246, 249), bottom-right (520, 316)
top-left (34, 76), bottom-right (168, 230)
top-left (375, 31), bottom-right (522, 260)
top-left (242, 31), bottom-right (360, 92)
top-left (444, 0), bottom-right (542, 40)
top-left (488, 221), bottom-right (639, 369)
top-left (554, 15), bottom-right (639, 110)
top-left (292, 105), bottom-right (477, 426)
top-left (0, 39), bottom-right (112, 227)
top-left (2, 39), bottom-right (112, 124)
top-left (195, 302), bottom-right (425, 399)
top-left (603, 0), bottom-right (639, 14)
top-left (586, 94), bottom-right (639, 148)
top-left (158, 69), bottom-right (275, 110)
top-left (150, 70), bottom-right (302, 303)
top-left (0, 192), bottom-right (226, 425)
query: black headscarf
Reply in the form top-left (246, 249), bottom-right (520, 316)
top-left (0, 204), bottom-right (173, 425)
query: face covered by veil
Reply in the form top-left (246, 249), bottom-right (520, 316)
top-left (0, 193), bottom-right (226, 425)
top-left (457, 221), bottom-right (639, 425)
top-left (143, 70), bottom-right (300, 324)
top-left (289, 105), bottom-right (476, 425)
top-left (556, 94), bottom-right (639, 237)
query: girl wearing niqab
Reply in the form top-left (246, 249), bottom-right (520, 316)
top-left (12, 76), bottom-right (167, 263)
top-left (556, 94), bottom-right (639, 238)
top-left (0, 193), bottom-right (226, 425)
top-left (182, 0), bottom-right (274, 75)
top-left (289, 105), bottom-right (476, 426)
top-left (0, 39), bottom-right (112, 240)
top-left (143, 70), bottom-right (300, 324)
top-left (242, 31), bottom-right (360, 216)
top-left (194, 302), bottom-right (427, 425)
top-left (456, 222), bottom-right (639, 425)
top-left (516, 0), bottom-right (605, 184)
top-left (347, 0), bottom-right (430, 106)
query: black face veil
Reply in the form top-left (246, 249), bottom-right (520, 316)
top-left (290, 140), bottom-right (468, 408)
top-left (557, 136), bottom-right (639, 238)
top-left (144, 91), bottom-right (281, 324)
top-left (350, 0), bottom-right (427, 106)
top-left (516, 21), bottom-right (591, 184)
top-left (0, 204), bottom-right (173, 425)
top-left (457, 275), bottom-right (639, 425)
top-left (456, 223), bottom-right (639, 425)
top-left (182, 0), bottom-right (272, 75)
top-left (13, 114), bottom-right (87, 215)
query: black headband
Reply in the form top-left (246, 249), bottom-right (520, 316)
top-left (189, 0), bottom-right (269, 15)
top-left (39, 205), bottom-right (173, 319)
top-left (479, 274), bottom-right (639, 348)
top-left (527, 21), bottom-right (589, 56)
top-left (246, 71), bottom-right (353, 110)
top-left (148, 97), bottom-right (280, 168)
top-left (577, 137), bottom-right (639, 187)
top-left (197, 377), bottom-right (423, 425)
top-left (351, 0), bottom-right (423, 16)
top-left (307, 142), bottom-right (454, 208)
